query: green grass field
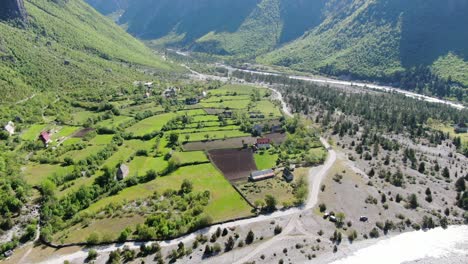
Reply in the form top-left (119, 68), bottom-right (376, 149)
top-left (203, 95), bottom-right (251, 102)
top-left (52, 126), bottom-right (80, 140)
top-left (173, 125), bottom-right (241, 135)
top-left (172, 151), bottom-right (209, 165)
top-left (192, 115), bottom-right (220, 122)
top-left (125, 112), bottom-right (176, 136)
top-left (209, 84), bottom-right (268, 96)
top-left (61, 145), bottom-right (107, 162)
top-left (253, 100), bottom-right (282, 117)
top-left (89, 135), bottom-right (114, 145)
top-left (96, 116), bottom-right (133, 129)
top-left (254, 151), bottom-right (279, 170)
top-left (200, 100), bottom-right (251, 109)
top-left (81, 164), bottom-right (253, 222)
top-left (20, 124), bottom-right (47, 141)
top-left (128, 156), bottom-right (169, 176)
top-left (72, 110), bottom-right (98, 125)
top-left (23, 163), bottom-right (73, 186)
top-left (430, 121), bottom-right (468, 147)
top-left (62, 138), bottom-right (82, 146)
top-left (180, 130), bottom-right (251, 142)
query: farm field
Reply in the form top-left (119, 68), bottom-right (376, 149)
top-left (183, 136), bottom-right (256, 151)
top-left (81, 164), bottom-right (252, 222)
top-left (125, 112), bottom-right (176, 136)
top-left (20, 124), bottom-right (47, 141)
top-left (11, 82), bottom-right (313, 246)
top-left (127, 156), bottom-right (169, 176)
top-left (209, 149), bottom-right (257, 181)
top-left (23, 163), bottom-right (73, 186)
top-left (180, 130), bottom-right (251, 142)
top-left (254, 150), bottom-right (279, 170)
top-left (95, 116), bottom-right (133, 129)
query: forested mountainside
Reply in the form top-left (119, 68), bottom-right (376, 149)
top-left (88, 0), bottom-right (468, 102)
top-left (0, 0), bottom-right (177, 104)
top-left (85, 0), bottom-right (128, 15)
top-left (262, 0), bottom-right (468, 86)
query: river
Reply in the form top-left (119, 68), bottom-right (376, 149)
top-left (218, 64), bottom-right (466, 110)
top-left (331, 225), bottom-right (468, 264)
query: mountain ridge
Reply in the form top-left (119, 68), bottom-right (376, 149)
top-left (0, 0), bottom-right (177, 103)
top-left (87, 0), bottom-right (468, 96)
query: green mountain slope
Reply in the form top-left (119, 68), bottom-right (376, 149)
top-left (117, 0), bottom-right (326, 57)
top-left (0, 0), bottom-right (178, 103)
top-left (101, 0), bottom-right (467, 96)
top-left (261, 0), bottom-right (468, 86)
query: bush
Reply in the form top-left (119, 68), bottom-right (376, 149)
top-left (246, 230), bottom-right (254, 244)
top-left (86, 232), bottom-right (100, 244)
top-left (274, 225), bottom-right (283, 235)
top-left (87, 249), bottom-right (98, 261)
top-left (369, 228), bottom-right (379, 238)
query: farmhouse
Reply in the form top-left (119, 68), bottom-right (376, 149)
top-left (454, 123), bottom-right (468, 133)
top-left (144, 82), bottom-right (154, 88)
top-left (250, 169), bottom-right (275, 181)
top-left (117, 164), bottom-right (129, 180)
top-left (39, 131), bottom-right (51, 146)
top-left (163, 87), bottom-right (177, 98)
top-left (256, 138), bottom-right (271, 149)
top-left (4, 121), bottom-right (15, 135)
top-left (185, 98), bottom-right (199, 105)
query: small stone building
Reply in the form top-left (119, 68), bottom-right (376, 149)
top-left (117, 164), bottom-right (129, 180)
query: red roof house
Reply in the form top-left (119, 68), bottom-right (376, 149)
top-left (256, 138), bottom-right (271, 149)
top-left (39, 131), bottom-right (52, 145)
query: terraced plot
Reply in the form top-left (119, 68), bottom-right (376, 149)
top-left (125, 112), bottom-right (176, 136)
top-left (81, 164), bottom-right (253, 222)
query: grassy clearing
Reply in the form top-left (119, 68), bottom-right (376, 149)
top-left (430, 120), bottom-right (468, 146)
top-left (172, 125), bottom-right (241, 134)
top-left (62, 138), bottom-right (82, 146)
top-left (177, 109), bottom-right (207, 116)
top-left (20, 124), bottom-right (47, 141)
top-left (52, 126), bottom-right (80, 140)
top-left (82, 164), bottom-right (253, 222)
top-left (89, 135), bottom-right (114, 145)
top-left (180, 130), bottom-right (251, 142)
top-left (125, 112), bottom-right (176, 136)
top-left (203, 95), bottom-right (251, 102)
top-left (53, 214), bottom-right (145, 244)
top-left (127, 156), bottom-right (169, 176)
top-left (254, 151), bottom-right (279, 170)
top-left (237, 168), bottom-right (307, 208)
top-left (61, 145), bottom-right (107, 162)
top-left (200, 100), bottom-right (251, 109)
top-left (209, 84), bottom-right (267, 96)
top-left (72, 110), bottom-right (98, 125)
top-left (192, 115), bottom-right (219, 122)
top-left (172, 151), bottom-right (209, 165)
top-left (95, 116), bottom-right (133, 128)
top-left (253, 100), bottom-right (282, 117)
top-left (22, 164), bottom-right (73, 186)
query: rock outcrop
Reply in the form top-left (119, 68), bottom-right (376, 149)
top-left (0, 0), bottom-right (27, 21)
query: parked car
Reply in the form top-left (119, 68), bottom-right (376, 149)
top-left (360, 216), bottom-right (368, 222)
